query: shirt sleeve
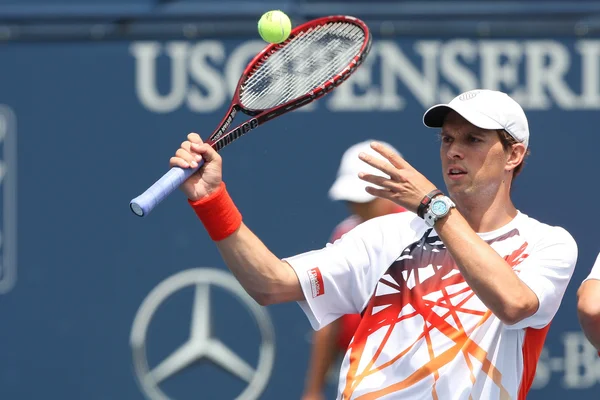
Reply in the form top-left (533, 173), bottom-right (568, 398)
top-left (506, 227), bottom-right (578, 330)
top-left (583, 252), bottom-right (600, 282)
top-left (328, 215), bottom-right (361, 244)
top-left (284, 213), bottom-right (421, 331)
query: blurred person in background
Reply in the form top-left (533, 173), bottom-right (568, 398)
top-left (301, 141), bottom-right (406, 400)
top-left (577, 252), bottom-right (600, 352)
top-left (171, 89), bottom-right (578, 399)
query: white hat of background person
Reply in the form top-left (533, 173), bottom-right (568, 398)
top-left (422, 89), bottom-right (530, 149)
top-left (328, 140), bottom-right (403, 203)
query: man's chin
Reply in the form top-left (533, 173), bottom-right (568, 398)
top-left (445, 182), bottom-right (473, 197)
top-left (443, 178), bottom-right (462, 190)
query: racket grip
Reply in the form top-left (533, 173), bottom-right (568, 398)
top-left (129, 160), bottom-right (204, 217)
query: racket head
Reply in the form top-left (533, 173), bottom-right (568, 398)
top-left (237, 15), bottom-right (371, 113)
top-left (206, 15), bottom-right (371, 146)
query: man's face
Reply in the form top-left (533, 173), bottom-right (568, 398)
top-left (440, 111), bottom-right (509, 198)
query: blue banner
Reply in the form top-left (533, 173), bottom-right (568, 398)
top-left (0, 37), bottom-right (598, 399)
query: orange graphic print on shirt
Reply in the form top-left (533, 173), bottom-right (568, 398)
top-left (341, 229), bottom-right (541, 400)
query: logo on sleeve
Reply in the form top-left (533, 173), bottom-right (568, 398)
top-left (307, 267), bottom-right (324, 298)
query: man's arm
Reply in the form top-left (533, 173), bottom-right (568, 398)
top-left (301, 321), bottom-right (341, 400)
top-left (356, 142), bottom-right (566, 326)
top-left (216, 222), bottom-right (305, 306)
top-left (435, 210), bottom-right (539, 325)
top-left (577, 279), bottom-right (600, 350)
top-left (169, 133), bottom-right (304, 306)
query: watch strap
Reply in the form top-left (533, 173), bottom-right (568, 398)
top-left (417, 189), bottom-right (443, 219)
top-left (424, 196), bottom-right (455, 227)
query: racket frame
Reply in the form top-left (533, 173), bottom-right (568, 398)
top-left (206, 15), bottom-right (372, 152)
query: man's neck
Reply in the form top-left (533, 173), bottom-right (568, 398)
top-left (452, 188), bottom-right (518, 233)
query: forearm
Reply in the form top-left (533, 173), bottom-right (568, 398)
top-left (435, 209), bottom-right (538, 324)
top-left (577, 280), bottom-right (600, 350)
top-left (303, 322), bottom-right (340, 396)
top-left (216, 222), bottom-right (304, 305)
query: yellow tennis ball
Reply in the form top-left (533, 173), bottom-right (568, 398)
top-left (258, 10), bottom-right (292, 44)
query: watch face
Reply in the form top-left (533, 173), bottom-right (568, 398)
top-left (431, 200), bottom-right (448, 216)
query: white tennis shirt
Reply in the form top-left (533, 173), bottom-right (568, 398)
top-left (286, 211), bottom-right (577, 399)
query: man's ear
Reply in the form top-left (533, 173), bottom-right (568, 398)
top-left (506, 143), bottom-right (526, 172)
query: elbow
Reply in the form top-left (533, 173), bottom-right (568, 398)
top-left (498, 310), bottom-right (526, 326)
top-left (577, 299), bottom-right (600, 324)
top-left (251, 284), bottom-right (298, 306)
top-left (577, 287), bottom-right (600, 325)
top-left (577, 284), bottom-right (600, 350)
top-left (250, 284), bottom-right (281, 306)
top-left (498, 296), bottom-right (539, 326)
top-left (246, 264), bottom-right (301, 306)
top-left (253, 292), bottom-right (275, 307)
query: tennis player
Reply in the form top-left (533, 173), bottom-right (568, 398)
top-left (577, 252), bottom-right (600, 351)
top-left (171, 89), bottom-right (578, 399)
top-left (301, 140), bottom-right (406, 400)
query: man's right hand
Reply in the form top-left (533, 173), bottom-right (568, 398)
top-left (169, 132), bottom-right (223, 201)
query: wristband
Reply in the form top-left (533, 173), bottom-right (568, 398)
top-left (417, 189), bottom-right (443, 219)
top-left (188, 182), bottom-right (242, 241)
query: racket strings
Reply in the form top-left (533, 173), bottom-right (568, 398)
top-left (240, 22), bottom-right (365, 110)
top-left (243, 23), bottom-right (363, 107)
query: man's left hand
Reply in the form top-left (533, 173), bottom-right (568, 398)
top-left (358, 141), bottom-right (438, 213)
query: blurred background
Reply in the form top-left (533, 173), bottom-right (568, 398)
top-left (0, 0), bottom-right (599, 399)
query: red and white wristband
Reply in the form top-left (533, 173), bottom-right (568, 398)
top-left (188, 182), bottom-right (242, 241)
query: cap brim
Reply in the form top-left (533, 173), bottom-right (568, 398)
top-left (423, 105), bottom-right (452, 128)
top-left (423, 103), bottom-right (504, 131)
top-left (328, 176), bottom-right (376, 203)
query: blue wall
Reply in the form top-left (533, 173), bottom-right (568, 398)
top-left (0, 36), bottom-right (599, 399)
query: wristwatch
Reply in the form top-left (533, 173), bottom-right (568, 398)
top-left (424, 195), bottom-right (455, 227)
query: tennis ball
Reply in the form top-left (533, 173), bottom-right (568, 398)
top-left (258, 10), bottom-right (292, 44)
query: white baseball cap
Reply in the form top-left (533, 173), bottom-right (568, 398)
top-left (422, 89), bottom-right (530, 149)
top-left (328, 140), bottom-right (402, 203)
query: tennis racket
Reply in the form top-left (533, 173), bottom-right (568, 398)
top-left (129, 15), bottom-right (372, 217)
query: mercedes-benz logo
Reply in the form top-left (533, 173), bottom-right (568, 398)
top-left (130, 268), bottom-right (276, 400)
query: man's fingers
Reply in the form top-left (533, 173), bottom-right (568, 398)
top-left (174, 148), bottom-right (199, 168)
top-left (171, 133), bottom-right (220, 170)
top-left (187, 132), bottom-right (204, 144)
top-left (180, 141), bottom-right (192, 153)
top-left (370, 142), bottom-right (413, 170)
top-left (191, 142), bottom-right (222, 165)
top-left (358, 151), bottom-right (403, 181)
top-left (359, 173), bottom-right (397, 190)
top-left (364, 185), bottom-right (393, 200)
top-left (169, 156), bottom-right (191, 169)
